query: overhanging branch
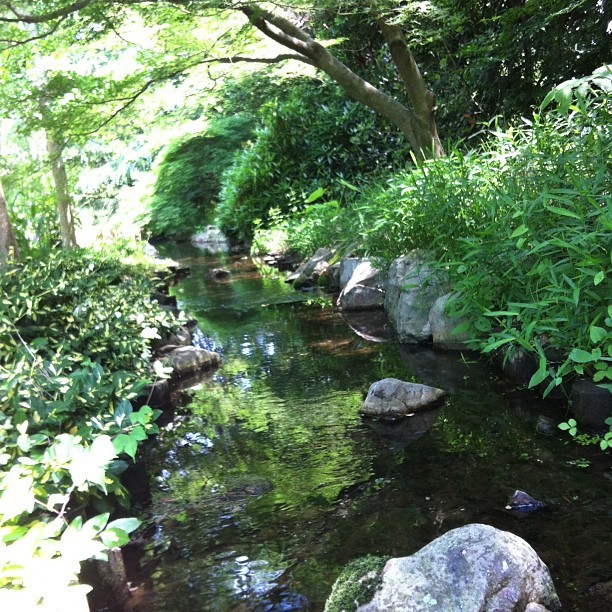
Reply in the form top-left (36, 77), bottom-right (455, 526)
top-left (0, 0), bottom-right (95, 23)
top-left (72, 51), bottom-right (311, 136)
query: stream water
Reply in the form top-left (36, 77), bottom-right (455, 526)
top-left (127, 244), bottom-right (611, 612)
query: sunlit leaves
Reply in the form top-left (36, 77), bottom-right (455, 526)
top-left (0, 248), bottom-right (175, 600)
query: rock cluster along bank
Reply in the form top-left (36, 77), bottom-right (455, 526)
top-left (283, 248), bottom-right (611, 432)
top-left (286, 249), bottom-right (473, 351)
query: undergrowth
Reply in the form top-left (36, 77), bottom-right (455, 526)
top-left (0, 247), bottom-right (184, 607)
top-left (256, 65), bottom-right (612, 398)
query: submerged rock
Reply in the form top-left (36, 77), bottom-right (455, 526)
top-left (327, 524), bottom-right (561, 612)
top-left (360, 378), bottom-right (445, 417)
top-left (191, 226), bottom-right (230, 253)
top-left (165, 346), bottom-right (221, 376)
top-left (209, 267), bottom-right (231, 281)
top-left (339, 310), bottom-right (394, 343)
top-left (364, 407), bottom-right (441, 449)
top-left (506, 489), bottom-right (547, 518)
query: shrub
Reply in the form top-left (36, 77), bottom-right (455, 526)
top-left (443, 67), bottom-right (612, 395)
top-left (0, 248), bottom-right (183, 606)
top-left (145, 113), bottom-right (254, 238)
top-left (216, 76), bottom-right (409, 242)
top-left (251, 194), bottom-right (356, 258)
top-left (265, 66), bottom-right (611, 396)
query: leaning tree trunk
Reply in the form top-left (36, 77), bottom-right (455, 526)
top-left (0, 177), bottom-right (20, 263)
top-left (242, 6), bottom-right (444, 161)
top-left (46, 135), bottom-right (78, 249)
top-left (379, 20), bottom-right (445, 159)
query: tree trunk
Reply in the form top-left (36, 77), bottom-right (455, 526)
top-left (242, 6), bottom-right (444, 161)
top-left (46, 135), bottom-right (78, 249)
top-left (379, 21), bottom-right (445, 159)
top-left (0, 178), bottom-right (20, 263)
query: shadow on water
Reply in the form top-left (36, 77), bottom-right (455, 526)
top-left (126, 243), bottom-right (611, 612)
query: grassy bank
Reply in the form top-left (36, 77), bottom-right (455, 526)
top-left (251, 67), bottom-right (611, 407)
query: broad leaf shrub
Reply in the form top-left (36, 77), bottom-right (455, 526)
top-left (144, 114), bottom-right (254, 239)
top-left (0, 248), bottom-right (183, 606)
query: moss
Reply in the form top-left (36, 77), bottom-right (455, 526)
top-left (324, 555), bottom-right (390, 612)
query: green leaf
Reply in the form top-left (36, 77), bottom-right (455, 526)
top-left (594, 271), bottom-right (605, 285)
top-left (484, 311), bottom-right (520, 317)
top-left (305, 187), bottom-right (325, 203)
top-left (511, 224), bottom-right (528, 238)
top-left (528, 357), bottom-right (548, 388)
top-left (544, 204), bottom-right (581, 219)
top-left (129, 426), bottom-right (148, 442)
top-left (590, 326), bottom-right (607, 344)
top-left (482, 337), bottom-right (515, 353)
top-left (100, 527), bottom-right (130, 548)
top-left (569, 348), bottom-right (597, 363)
top-left (114, 434), bottom-right (138, 460)
top-left (84, 513), bottom-right (110, 534)
top-left (114, 400), bottom-right (133, 427)
top-left (107, 517), bottom-right (141, 533)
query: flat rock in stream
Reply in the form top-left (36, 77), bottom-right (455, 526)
top-left (165, 346), bottom-right (221, 376)
top-left (360, 378), bottom-right (446, 418)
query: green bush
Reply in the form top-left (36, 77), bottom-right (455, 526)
top-left (251, 193), bottom-right (356, 258)
top-left (265, 67), bottom-right (611, 396)
top-left (442, 67), bottom-right (612, 395)
top-left (145, 113), bottom-right (254, 238)
top-left (0, 248), bottom-right (183, 606)
top-left (216, 76), bottom-right (409, 242)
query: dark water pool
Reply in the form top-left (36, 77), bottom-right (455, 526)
top-left (128, 244), bottom-right (611, 611)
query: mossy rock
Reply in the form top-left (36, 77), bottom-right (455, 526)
top-left (325, 555), bottom-right (390, 612)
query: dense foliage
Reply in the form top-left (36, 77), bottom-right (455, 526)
top-left (258, 66), bottom-right (612, 396)
top-left (0, 247), bottom-right (183, 607)
top-left (216, 76), bottom-right (409, 242)
top-left (145, 114), bottom-right (254, 238)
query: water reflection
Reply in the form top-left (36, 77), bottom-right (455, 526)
top-left (133, 245), bottom-right (612, 611)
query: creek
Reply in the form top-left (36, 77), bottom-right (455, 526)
top-left (127, 244), bottom-right (611, 611)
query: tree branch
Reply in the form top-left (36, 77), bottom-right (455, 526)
top-left (72, 52), bottom-right (311, 136)
top-left (241, 5), bottom-right (313, 58)
top-left (378, 20), bottom-right (434, 115)
top-left (0, 0), bottom-right (95, 23)
top-left (0, 15), bottom-right (68, 46)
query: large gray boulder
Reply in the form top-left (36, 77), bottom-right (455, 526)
top-left (191, 226), bottom-right (230, 253)
top-left (360, 378), bottom-right (445, 417)
top-left (337, 260), bottom-right (386, 311)
top-left (384, 252), bottom-right (444, 343)
top-left (429, 293), bottom-right (474, 350)
top-left (338, 258), bottom-right (364, 290)
top-left (165, 346), bottom-right (221, 376)
top-left (326, 524), bottom-right (561, 612)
